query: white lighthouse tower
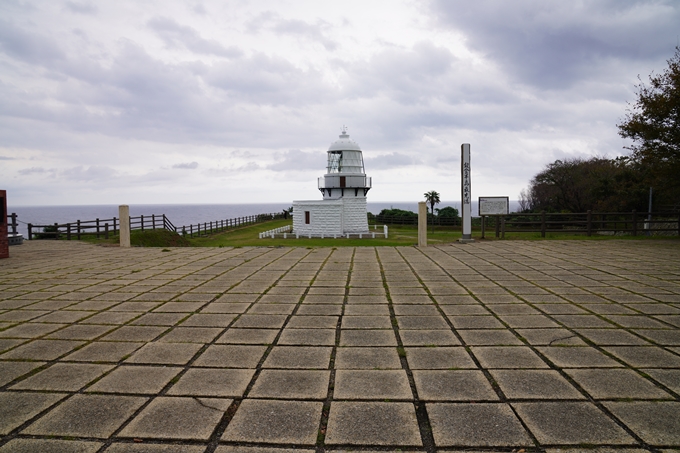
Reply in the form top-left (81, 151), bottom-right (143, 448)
top-left (293, 127), bottom-right (372, 236)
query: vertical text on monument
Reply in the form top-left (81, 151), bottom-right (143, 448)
top-left (460, 144), bottom-right (472, 241)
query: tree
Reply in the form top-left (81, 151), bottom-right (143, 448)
top-left (424, 190), bottom-right (440, 233)
top-left (618, 46), bottom-right (680, 207)
top-left (435, 206), bottom-right (459, 218)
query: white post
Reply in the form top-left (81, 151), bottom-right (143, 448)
top-left (384, 225), bottom-right (388, 238)
top-left (460, 143), bottom-right (474, 243)
top-left (418, 202), bottom-right (427, 247)
top-left (119, 205), bottom-right (130, 248)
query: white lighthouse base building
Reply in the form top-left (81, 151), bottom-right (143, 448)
top-left (291, 128), bottom-right (372, 237)
top-left (293, 197), bottom-right (369, 237)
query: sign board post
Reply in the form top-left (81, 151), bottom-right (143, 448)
top-left (459, 144), bottom-right (474, 243)
top-left (119, 205), bottom-right (130, 248)
top-left (418, 202), bottom-right (427, 247)
top-left (479, 197), bottom-right (509, 239)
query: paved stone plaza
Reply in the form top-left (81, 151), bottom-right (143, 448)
top-left (1, 240), bottom-right (679, 453)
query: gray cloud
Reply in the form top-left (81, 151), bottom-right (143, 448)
top-left (267, 149), bottom-right (325, 172)
top-left (0, 19), bottom-right (66, 65)
top-left (248, 12), bottom-right (338, 51)
top-left (63, 1), bottom-right (98, 15)
top-left (365, 152), bottom-right (421, 170)
top-left (147, 17), bottom-right (242, 58)
top-left (429, 0), bottom-right (680, 89)
top-left (172, 161), bottom-right (198, 169)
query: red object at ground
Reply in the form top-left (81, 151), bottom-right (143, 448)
top-left (0, 190), bottom-right (8, 258)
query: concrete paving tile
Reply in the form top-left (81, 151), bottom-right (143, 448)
top-left (109, 302), bottom-right (163, 312)
top-left (575, 329), bottom-right (651, 345)
top-left (217, 328), bottom-right (279, 344)
top-left (393, 305), bottom-right (440, 316)
top-left (440, 304), bottom-right (488, 315)
top-left (222, 399), bottom-right (322, 444)
top-left (46, 324), bottom-right (114, 340)
top-left (0, 360), bottom-right (45, 386)
top-left (231, 315), bottom-right (288, 329)
top-left (399, 329), bottom-right (460, 346)
top-left (125, 342), bottom-right (202, 365)
top-left (395, 315), bottom-right (450, 330)
top-left (201, 303), bottom-right (251, 313)
top-left (605, 315), bottom-right (670, 329)
top-left (248, 304), bottom-right (296, 315)
top-left (490, 370), bottom-right (585, 399)
top-left (340, 329), bottom-right (397, 346)
top-left (263, 346), bottom-right (332, 369)
top-left (0, 391), bottom-right (65, 435)
top-left (157, 327), bottom-right (223, 343)
top-left (35, 310), bottom-right (92, 323)
top-left (335, 347), bottom-right (402, 369)
top-left (152, 301), bottom-right (204, 313)
top-left (249, 369), bottom-right (330, 399)
top-left (11, 363), bottom-right (113, 391)
top-left (413, 370), bottom-right (498, 401)
top-left (0, 438), bottom-right (103, 453)
top-left (278, 328), bottom-right (335, 345)
top-left (513, 401), bottom-right (635, 445)
top-left (106, 444), bottom-right (205, 453)
top-left (215, 294), bottom-right (259, 303)
top-left (635, 329), bottom-right (680, 345)
top-left (566, 368), bottom-right (673, 399)
top-left (0, 339), bottom-right (85, 360)
top-left (87, 365), bottom-right (182, 394)
top-left (131, 312), bottom-right (188, 326)
top-left (346, 295), bottom-right (389, 304)
top-left (194, 344), bottom-right (266, 367)
top-left (458, 329), bottom-right (523, 345)
top-left (537, 346), bottom-right (623, 368)
top-left (181, 313), bottom-right (237, 327)
top-left (257, 295), bottom-right (301, 304)
top-left (302, 295), bottom-right (344, 304)
top-left (341, 315), bottom-right (391, 329)
top-left (64, 341), bottom-right (144, 362)
top-left (604, 346), bottom-right (680, 368)
top-left (472, 346), bottom-right (548, 369)
top-left (296, 304), bottom-right (343, 315)
top-left (102, 326), bottom-right (168, 342)
top-left (487, 304), bottom-right (541, 315)
top-left (214, 447), bottom-right (313, 453)
top-left (80, 311), bottom-right (140, 325)
top-left (655, 315), bottom-right (680, 327)
top-left (287, 315), bottom-right (339, 328)
top-left (428, 402), bottom-right (531, 447)
top-left (0, 322), bottom-right (67, 338)
top-left (605, 402), bottom-right (680, 446)
top-left (642, 369), bottom-right (680, 393)
top-left (23, 394), bottom-right (146, 438)
top-left (516, 328), bottom-right (586, 346)
top-left (499, 315), bottom-right (562, 328)
top-left (0, 310), bottom-right (50, 322)
top-left (120, 396), bottom-right (231, 440)
top-left (537, 303), bottom-right (589, 314)
top-left (390, 295), bottom-right (435, 304)
top-left (406, 346), bottom-right (476, 369)
top-left (334, 370), bottom-right (412, 400)
top-left (449, 316), bottom-right (505, 329)
top-left (325, 401), bottom-right (422, 446)
top-left (168, 368), bottom-right (254, 397)
top-left (433, 295), bottom-right (477, 304)
top-left (551, 315), bottom-right (615, 328)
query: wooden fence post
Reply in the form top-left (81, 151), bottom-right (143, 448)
top-left (77, 220), bottom-right (81, 240)
top-left (495, 216), bottom-right (500, 238)
top-left (587, 210), bottom-right (592, 236)
top-left (10, 213), bottom-right (17, 235)
top-left (152, 214), bottom-right (156, 229)
top-left (141, 215), bottom-right (145, 232)
top-left (96, 218), bottom-right (100, 239)
top-left (105, 223), bottom-right (109, 239)
top-left (67, 224), bottom-right (71, 241)
top-left (54, 223), bottom-right (59, 240)
top-left (113, 217), bottom-right (117, 235)
top-left (501, 217), bottom-right (506, 239)
top-left (632, 210), bottom-right (637, 236)
top-left (481, 216), bottom-right (485, 239)
top-left (541, 211), bottom-right (546, 238)
top-left (28, 224), bottom-right (32, 240)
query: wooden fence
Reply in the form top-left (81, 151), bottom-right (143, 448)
top-left (372, 214), bottom-right (460, 226)
top-left (25, 212), bottom-right (286, 240)
top-left (5, 213), bottom-right (19, 236)
top-left (490, 210), bottom-right (680, 238)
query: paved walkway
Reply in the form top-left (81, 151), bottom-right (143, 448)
top-left (0, 240), bottom-right (679, 453)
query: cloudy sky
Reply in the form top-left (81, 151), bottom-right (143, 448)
top-left (1, 0), bottom-right (678, 206)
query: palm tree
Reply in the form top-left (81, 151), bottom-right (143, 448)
top-left (424, 190), bottom-right (441, 234)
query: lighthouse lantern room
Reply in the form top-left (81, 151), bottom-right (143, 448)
top-left (293, 127), bottom-right (372, 236)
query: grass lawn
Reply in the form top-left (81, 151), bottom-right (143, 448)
top-left (66, 218), bottom-right (679, 248)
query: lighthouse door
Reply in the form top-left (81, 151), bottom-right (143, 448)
top-left (340, 176), bottom-right (346, 188)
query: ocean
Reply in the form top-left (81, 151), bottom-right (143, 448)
top-left (6, 201), bottom-right (519, 238)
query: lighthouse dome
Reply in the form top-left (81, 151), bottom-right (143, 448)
top-left (328, 127), bottom-right (362, 152)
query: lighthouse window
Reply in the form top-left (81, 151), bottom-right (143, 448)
top-left (305, 211), bottom-right (310, 224)
top-left (327, 151), bottom-right (342, 173)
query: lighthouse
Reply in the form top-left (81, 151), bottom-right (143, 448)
top-left (293, 127), bottom-right (372, 236)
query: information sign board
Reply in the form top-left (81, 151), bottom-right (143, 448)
top-left (479, 196), bottom-right (509, 216)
